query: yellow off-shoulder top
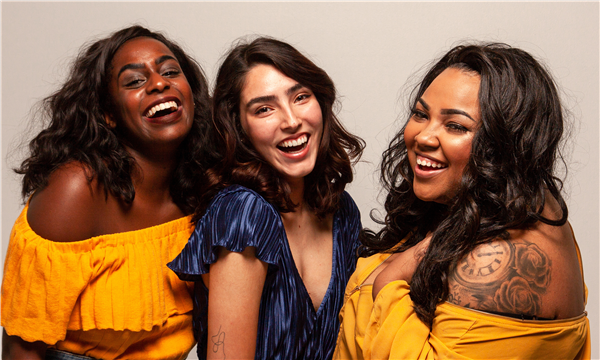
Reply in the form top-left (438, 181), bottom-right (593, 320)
top-left (1, 205), bottom-right (196, 360)
top-left (334, 241), bottom-right (590, 360)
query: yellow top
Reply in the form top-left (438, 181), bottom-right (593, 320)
top-left (1, 205), bottom-right (196, 360)
top-left (334, 250), bottom-right (590, 360)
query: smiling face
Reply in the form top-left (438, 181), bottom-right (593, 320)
top-left (107, 37), bottom-right (194, 158)
top-left (239, 64), bottom-right (323, 186)
top-left (405, 67), bottom-right (481, 204)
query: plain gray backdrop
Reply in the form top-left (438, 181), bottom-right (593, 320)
top-left (2, 2), bottom-right (598, 358)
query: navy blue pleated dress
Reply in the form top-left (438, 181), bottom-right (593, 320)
top-left (168, 185), bottom-right (361, 360)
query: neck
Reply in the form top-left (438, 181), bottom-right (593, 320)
top-left (126, 146), bottom-right (178, 201)
top-left (286, 177), bottom-right (305, 209)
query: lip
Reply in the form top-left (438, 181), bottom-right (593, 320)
top-left (277, 133), bottom-right (311, 159)
top-left (416, 154), bottom-right (446, 166)
top-left (142, 96), bottom-right (183, 124)
top-left (413, 154), bottom-right (448, 179)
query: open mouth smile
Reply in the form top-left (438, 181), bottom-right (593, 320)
top-left (416, 157), bottom-right (447, 169)
top-left (144, 100), bottom-right (179, 118)
top-left (277, 134), bottom-right (309, 153)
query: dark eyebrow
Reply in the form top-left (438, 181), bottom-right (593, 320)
top-left (156, 55), bottom-right (177, 65)
top-left (117, 63), bottom-right (143, 79)
top-left (441, 109), bottom-right (476, 122)
top-left (418, 98), bottom-right (475, 122)
top-left (245, 95), bottom-right (276, 110)
top-left (286, 83), bottom-right (304, 96)
top-left (116, 55), bottom-right (178, 79)
top-left (245, 83), bottom-right (306, 110)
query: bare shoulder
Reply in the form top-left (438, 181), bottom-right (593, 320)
top-left (27, 162), bottom-right (107, 242)
top-left (447, 221), bottom-right (585, 320)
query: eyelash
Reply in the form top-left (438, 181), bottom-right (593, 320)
top-left (125, 78), bottom-right (144, 87)
top-left (411, 109), bottom-right (469, 133)
top-left (295, 93), bottom-right (310, 102)
top-left (162, 69), bottom-right (180, 77)
top-left (123, 68), bottom-right (181, 87)
top-left (446, 123), bottom-right (469, 133)
top-left (411, 109), bottom-right (428, 120)
top-left (255, 106), bottom-right (271, 115)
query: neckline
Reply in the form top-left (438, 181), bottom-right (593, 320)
top-left (22, 204), bottom-right (193, 244)
top-left (441, 299), bottom-right (588, 325)
top-left (279, 208), bottom-right (340, 317)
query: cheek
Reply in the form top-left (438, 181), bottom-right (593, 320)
top-left (305, 102), bottom-right (323, 127)
top-left (448, 138), bottom-right (474, 176)
top-left (449, 137), bottom-right (473, 162)
top-left (245, 120), bottom-right (277, 149)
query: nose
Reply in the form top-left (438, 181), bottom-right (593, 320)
top-left (280, 106), bottom-right (302, 131)
top-left (414, 122), bottom-right (439, 149)
top-left (146, 72), bottom-right (170, 94)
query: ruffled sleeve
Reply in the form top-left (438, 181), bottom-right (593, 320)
top-left (168, 185), bottom-right (283, 281)
top-left (1, 206), bottom-right (194, 345)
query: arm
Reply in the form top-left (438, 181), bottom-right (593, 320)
top-left (206, 246), bottom-right (267, 360)
top-left (2, 330), bottom-right (46, 360)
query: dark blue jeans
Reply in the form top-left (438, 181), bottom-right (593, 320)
top-left (45, 349), bottom-right (96, 360)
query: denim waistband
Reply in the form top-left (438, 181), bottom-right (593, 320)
top-left (46, 349), bottom-right (97, 360)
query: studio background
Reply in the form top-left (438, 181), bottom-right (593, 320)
top-left (2, 2), bottom-right (598, 358)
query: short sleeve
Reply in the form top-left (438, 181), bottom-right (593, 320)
top-left (338, 192), bottom-right (362, 264)
top-left (168, 186), bottom-right (283, 281)
top-left (1, 206), bottom-right (194, 345)
top-left (1, 210), bottom-right (93, 344)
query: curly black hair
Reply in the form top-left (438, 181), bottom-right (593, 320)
top-left (360, 42), bottom-right (569, 327)
top-left (15, 25), bottom-right (212, 214)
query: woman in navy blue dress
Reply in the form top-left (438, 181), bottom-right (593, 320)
top-left (168, 37), bottom-right (365, 359)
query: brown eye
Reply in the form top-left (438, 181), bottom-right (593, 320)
top-left (255, 106), bottom-right (270, 115)
top-left (411, 109), bottom-right (428, 121)
top-left (446, 123), bottom-right (468, 133)
top-left (295, 94), bottom-right (310, 102)
top-left (125, 78), bottom-right (145, 87)
top-left (162, 68), bottom-right (181, 77)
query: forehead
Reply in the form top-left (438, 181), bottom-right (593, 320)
top-left (422, 67), bottom-right (481, 113)
top-left (240, 64), bottom-right (296, 100)
top-left (111, 37), bottom-right (176, 69)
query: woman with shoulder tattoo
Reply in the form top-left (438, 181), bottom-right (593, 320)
top-left (334, 43), bottom-right (590, 360)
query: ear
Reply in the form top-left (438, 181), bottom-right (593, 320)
top-left (104, 113), bottom-right (117, 129)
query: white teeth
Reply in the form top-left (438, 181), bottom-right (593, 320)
top-left (279, 135), bottom-right (308, 148)
top-left (145, 101), bottom-right (178, 117)
top-left (417, 158), bottom-right (445, 168)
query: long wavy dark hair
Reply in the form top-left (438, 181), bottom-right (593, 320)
top-left (360, 43), bottom-right (569, 327)
top-left (195, 36), bottom-right (364, 221)
top-left (15, 25), bottom-right (212, 214)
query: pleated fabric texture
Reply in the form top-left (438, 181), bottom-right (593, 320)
top-left (1, 206), bottom-right (196, 360)
top-left (333, 252), bottom-right (591, 360)
top-left (168, 185), bottom-right (362, 360)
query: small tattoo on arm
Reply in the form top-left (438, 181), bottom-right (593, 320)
top-left (449, 239), bottom-right (552, 318)
top-left (211, 325), bottom-right (226, 359)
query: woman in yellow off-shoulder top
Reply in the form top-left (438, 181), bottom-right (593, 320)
top-left (334, 43), bottom-right (590, 359)
top-left (2, 25), bottom-right (212, 360)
